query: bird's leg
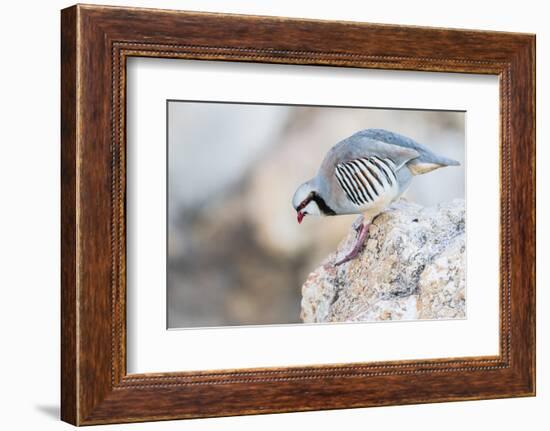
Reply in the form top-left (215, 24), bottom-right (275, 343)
top-left (351, 214), bottom-right (365, 237)
top-left (335, 219), bottom-right (371, 266)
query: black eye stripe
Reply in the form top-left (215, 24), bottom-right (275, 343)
top-left (297, 192), bottom-right (336, 215)
top-left (296, 194), bottom-right (312, 212)
top-left (312, 193), bottom-right (336, 215)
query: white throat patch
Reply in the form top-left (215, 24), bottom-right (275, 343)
top-left (302, 200), bottom-right (321, 216)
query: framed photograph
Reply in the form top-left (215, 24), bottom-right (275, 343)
top-left (61, 4), bottom-right (535, 425)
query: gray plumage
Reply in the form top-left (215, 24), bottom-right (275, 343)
top-left (292, 129), bottom-right (460, 222)
top-left (355, 129), bottom-right (460, 172)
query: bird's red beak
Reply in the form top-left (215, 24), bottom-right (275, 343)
top-left (297, 211), bottom-right (305, 224)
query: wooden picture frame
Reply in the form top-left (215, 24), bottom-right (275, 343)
top-left (61, 4), bottom-right (535, 425)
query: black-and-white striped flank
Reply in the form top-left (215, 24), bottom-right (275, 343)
top-left (334, 157), bottom-right (397, 206)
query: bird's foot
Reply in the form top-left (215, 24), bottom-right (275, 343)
top-left (334, 221), bottom-right (371, 266)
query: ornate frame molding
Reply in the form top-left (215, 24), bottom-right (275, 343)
top-left (61, 5), bottom-right (535, 425)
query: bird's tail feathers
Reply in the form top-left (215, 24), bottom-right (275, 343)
top-left (407, 156), bottom-right (460, 175)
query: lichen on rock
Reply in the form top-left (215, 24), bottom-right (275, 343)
top-left (300, 198), bottom-right (466, 323)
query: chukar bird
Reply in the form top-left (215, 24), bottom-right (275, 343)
top-left (292, 129), bottom-right (459, 266)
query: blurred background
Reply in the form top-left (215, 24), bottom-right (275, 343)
top-left (167, 101), bottom-right (465, 328)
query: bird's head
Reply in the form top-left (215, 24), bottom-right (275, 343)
top-left (292, 180), bottom-right (322, 224)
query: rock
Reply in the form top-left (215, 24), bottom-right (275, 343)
top-left (300, 198), bottom-right (466, 323)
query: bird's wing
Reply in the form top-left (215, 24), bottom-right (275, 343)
top-left (334, 156), bottom-right (398, 206)
top-left (353, 129), bottom-right (460, 174)
top-left (322, 136), bottom-right (420, 174)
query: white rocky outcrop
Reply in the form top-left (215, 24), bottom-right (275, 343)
top-left (301, 199), bottom-right (466, 323)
